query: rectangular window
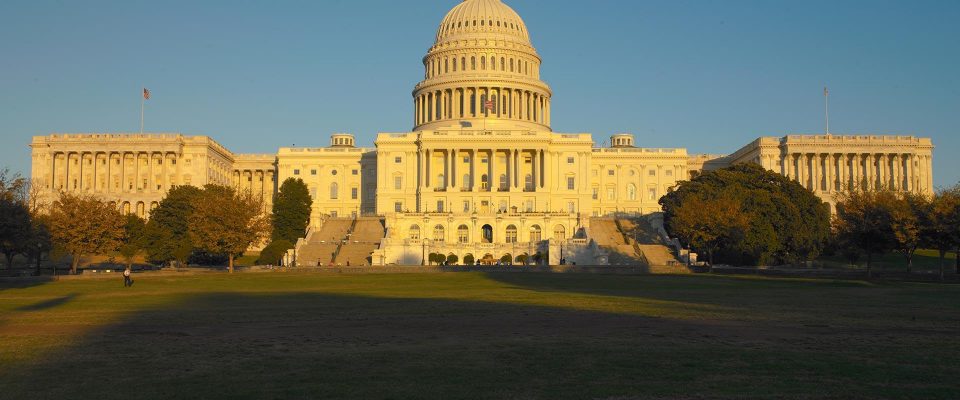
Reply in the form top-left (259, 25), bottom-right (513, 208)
top-left (395, 157), bottom-right (402, 163)
top-left (351, 188), bottom-right (358, 200)
top-left (463, 157), bottom-right (470, 163)
top-left (463, 201), bottom-right (470, 212)
top-left (394, 202), bottom-right (403, 212)
top-left (352, 169), bottom-right (358, 175)
top-left (666, 169), bottom-right (674, 177)
top-left (649, 170), bottom-right (656, 176)
top-left (567, 177), bottom-right (575, 190)
top-left (394, 176), bottom-right (402, 189)
top-left (648, 188), bottom-right (657, 200)
top-left (567, 157), bottom-right (575, 164)
top-left (311, 170), bottom-right (317, 175)
top-left (608, 170), bottom-right (615, 176)
top-left (437, 201), bottom-right (445, 213)
top-left (331, 211), bottom-right (338, 218)
top-left (607, 188), bottom-right (616, 201)
top-left (172, 159), bottom-right (177, 165)
top-left (294, 169), bottom-right (300, 175)
top-left (568, 202), bottom-right (576, 213)
top-left (481, 158), bottom-right (488, 164)
top-left (525, 201), bottom-right (533, 212)
top-left (592, 187), bottom-right (599, 200)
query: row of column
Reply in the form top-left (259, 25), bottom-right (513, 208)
top-left (234, 169), bottom-right (276, 206)
top-left (415, 87), bottom-right (550, 127)
top-left (50, 151), bottom-right (182, 194)
top-left (782, 153), bottom-right (932, 193)
top-left (417, 148), bottom-right (548, 193)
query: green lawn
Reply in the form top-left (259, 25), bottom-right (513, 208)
top-left (1, 272), bottom-right (958, 399)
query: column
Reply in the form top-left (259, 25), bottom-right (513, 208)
top-left (490, 149), bottom-right (497, 192)
top-left (531, 150), bottom-right (538, 190)
top-left (471, 149), bottom-right (478, 191)
top-left (451, 148), bottom-right (457, 190)
top-left (514, 149), bottom-right (520, 189)
top-left (798, 154), bottom-right (807, 190)
top-left (904, 154), bottom-right (913, 192)
top-left (891, 154), bottom-right (900, 190)
top-left (812, 154), bottom-right (821, 192)
top-left (926, 155), bottom-right (934, 193)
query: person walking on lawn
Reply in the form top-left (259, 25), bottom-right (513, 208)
top-left (123, 266), bottom-right (133, 287)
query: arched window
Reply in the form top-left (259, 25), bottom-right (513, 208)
top-left (481, 56), bottom-right (485, 70)
top-left (453, 58), bottom-right (458, 72)
top-left (489, 56), bottom-right (495, 70)
top-left (458, 225), bottom-right (470, 243)
top-left (510, 58), bottom-right (514, 72)
top-left (471, 56), bottom-right (476, 70)
top-left (409, 225), bottom-right (421, 240)
top-left (627, 184), bottom-right (637, 201)
top-left (434, 225), bottom-right (445, 243)
top-left (462, 174), bottom-right (471, 189)
top-left (444, 59), bottom-right (448, 73)
top-left (481, 174), bottom-right (489, 190)
top-left (529, 225), bottom-right (542, 242)
top-left (330, 182), bottom-right (339, 199)
top-left (501, 57), bottom-right (505, 71)
top-left (505, 225), bottom-right (518, 243)
top-left (554, 225), bottom-right (567, 241)
top-left (499, 174), bottom-right (508, 191)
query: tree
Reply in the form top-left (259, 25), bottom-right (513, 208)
top-left (428, 253), bottom-right (444, 265)
top-left (257, 240), bottom-right (294, 266)
top-left (889, 192), bottom-right (926, 273)
top-left (921, 187), bottom-right (960, 280)
top-left (48, 192), bottom-right (125, 274)
top-left (145, 186), bottom-right (202, 265)
top-left (833, 189), bottom-right (897, 278)
top-left (661, 164), bottom-right (830, 266)
top-left (667, 192), bottom-right (750, 269)
top-left (272, 178), bottom-right (313, 244)
top-left (446, 254), bottom-right (459, 265)
top-left (516, 253), bottom-right (529, 265)
top-left (463, 254), bottom-right (475, 266)
top-left (188, 185), bottom-right (271, 273)
top-left (532, 252), bottom-right (543, 265)
top-left (118, 215), bottom-right (147, 269)
top-left (500, 254), bottom-right (512, 264)
top-left (0, 169), bottom-right (32, 268)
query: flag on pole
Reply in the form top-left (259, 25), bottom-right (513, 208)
top-left (143, 88), bottom-right (151, 100)
top-left (484, 100), bottom-right (494, 112)
top-left (824, 87), bottom-right (828, 97)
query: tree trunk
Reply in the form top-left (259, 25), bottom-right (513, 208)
top-left (708, 251), bottom-right (714, 273)
top-left (71, 253), bottom-right (81, 275)
top-left (939, 250), bottom-right (946, 282)
top-left (906, 253), bottom-right (913, 274)
top-left (866, 253), bottom-right (872, 280)
top-left (228, 255), bottom-right (234, 274)
top-left (35, 250), bottom-right (42, 276)
top-left (4, 253), bottom-right (13, 269)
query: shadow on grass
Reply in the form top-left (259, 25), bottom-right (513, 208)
top-left (15, 293), bottom-right (79, 311)
top-left (0, 276), bottom-right (56, 293)
top-left (2, 288), bottom-right (958, 400)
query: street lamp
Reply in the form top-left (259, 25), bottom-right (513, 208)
top-left (35, 242), bottom-right (42, 276)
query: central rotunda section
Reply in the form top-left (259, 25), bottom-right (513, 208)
top-left (413, 0), bottom-right (552, 132)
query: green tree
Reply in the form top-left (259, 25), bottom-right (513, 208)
top-left (145, 185), bottom-right (202, 264)
top-left (890, 192), bottom-right (926, 273)
top-left (48, 192), bottom-right (125, 274)
top-left (667, 192), bottom-right (750, 269)
top-left (463, 254), bottom-right (475, 266)
top-left (532, 252), bottom-right (543, 265)
top-left (118, 215), bottom-right (147, 269)
top-left (446, 254), bottom-right (459, 265)
top-left (833, 189), bottom-right (897, 278)
top-left (516, 253), bottom-right (529, 265)
top-left (500, 254), bottom-right (512, 264)
top-left (257, 240), bottom-right (294, 266)
top-left (272, 178), bottom-right (313, 244)
top-left (921, 187), bottom-right (960, 280)
top-left (189, 185), bottom-right (271, 273)
top-left (661, 164), bottom-right (829, 266)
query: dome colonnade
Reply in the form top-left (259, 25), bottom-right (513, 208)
top-left (413, 0), bottom-right (552, 132)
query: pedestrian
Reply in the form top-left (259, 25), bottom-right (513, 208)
top-left (123, 266), bottom-right (133, 287)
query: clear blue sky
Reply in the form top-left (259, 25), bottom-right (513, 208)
top-left (1, 0), bottom-right (957, 186)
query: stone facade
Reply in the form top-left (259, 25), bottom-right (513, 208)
top-left (28, 0), bottom-right (935, 265)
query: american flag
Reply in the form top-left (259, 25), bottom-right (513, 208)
top-left (484, 100), bottom-right (494, 112)
top-left (143, 88), bottom-right (151, 100)
top-left (824, 87), bottom-right (828, 97)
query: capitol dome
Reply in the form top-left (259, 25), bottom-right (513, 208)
top-left (413, 0), bottom-right (553, 132)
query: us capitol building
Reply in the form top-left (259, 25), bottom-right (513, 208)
top-left (29, 0), bottom-right (935, 266)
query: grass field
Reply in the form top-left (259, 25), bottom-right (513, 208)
top-left (1, 272), bottom-right (958, 399)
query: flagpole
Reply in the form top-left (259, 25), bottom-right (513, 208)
top-left (824, 86), bottom-right (830, 135)
top-left (140, 91), bottom-right (145, 135)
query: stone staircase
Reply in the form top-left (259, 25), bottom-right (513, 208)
top-left (590, 216), bottom-right (687, 272)
top-left (295, 218), bottom-right (384, 267)
top-left (589, 219), bottom-right (648, 266)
